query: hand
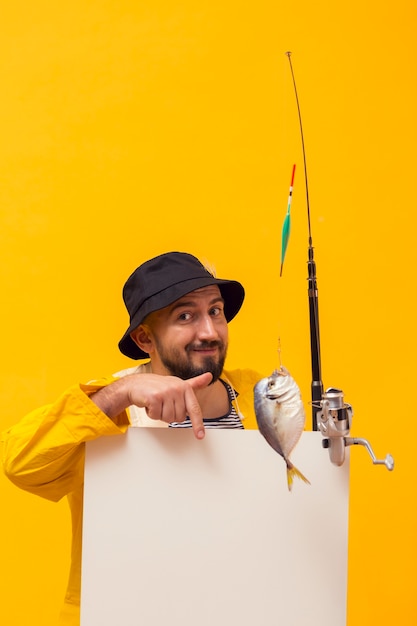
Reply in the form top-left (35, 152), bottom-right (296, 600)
top-left (127, 372), bottom-right (212, 439)
top-left (91, 372), bottom-right (213, 440)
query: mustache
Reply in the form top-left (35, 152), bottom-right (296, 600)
top-left (186, 340), bottom-right (224, 352)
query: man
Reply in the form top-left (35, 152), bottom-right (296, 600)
top-left (1, 251), bottom-right (262, 625)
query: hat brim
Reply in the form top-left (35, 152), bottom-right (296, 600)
top-left (118, 277), bottom-right (244, 360)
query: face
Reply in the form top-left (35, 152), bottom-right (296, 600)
top-left (133, 285), bottom-right (228, 382)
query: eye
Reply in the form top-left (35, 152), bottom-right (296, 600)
top-left (209, 305), bottom-right (223, 317)
top-left (178, 311), bottom-right (192, 321)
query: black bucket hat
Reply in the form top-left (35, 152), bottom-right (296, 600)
top-left (118, 251), bottom-right (245, 359)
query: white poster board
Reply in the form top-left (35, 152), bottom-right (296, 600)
top-left (82, 429), bottom-right (349, 626)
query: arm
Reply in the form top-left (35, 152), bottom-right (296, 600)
top-left (1, 371), bottom-right (212, 501)
top-left (1, 382), bottom-right (130, 502)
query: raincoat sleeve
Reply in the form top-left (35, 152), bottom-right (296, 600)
top-left (1, 380), bottom-right (130, 503)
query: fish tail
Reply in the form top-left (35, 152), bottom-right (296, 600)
top-left (286, 461), bottom-right (310, 492)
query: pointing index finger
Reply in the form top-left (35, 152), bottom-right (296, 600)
top-left (186, 372), bottom-right (213, 439)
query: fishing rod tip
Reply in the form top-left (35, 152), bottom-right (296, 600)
top-left (285, 51), bottom-right (292, 57)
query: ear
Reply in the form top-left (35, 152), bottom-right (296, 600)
top-left (130, 324), bottom-right (155, 355)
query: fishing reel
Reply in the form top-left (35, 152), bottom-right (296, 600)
top-left (315, 388), bottom-right (394, 471)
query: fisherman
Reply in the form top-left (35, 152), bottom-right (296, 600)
top-left (1, 251), bottom-right (262, 626)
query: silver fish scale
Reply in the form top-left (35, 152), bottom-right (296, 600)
top-left (254, 368), bottom-right (306, 462)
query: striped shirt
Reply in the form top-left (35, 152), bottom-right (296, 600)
top-left (169, 379), bottom-right (244, 429)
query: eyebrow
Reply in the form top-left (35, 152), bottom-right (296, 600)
top-left (168, 296), bottom-right (225, 315)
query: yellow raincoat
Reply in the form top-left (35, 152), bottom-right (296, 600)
top-left (1, 363), bottom-right (261, 625)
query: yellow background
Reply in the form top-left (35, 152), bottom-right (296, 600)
top-left (1, 2), bottom-right (416, 624)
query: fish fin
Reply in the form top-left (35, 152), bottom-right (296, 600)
top-left (286, 462), bottom-right (310, 492)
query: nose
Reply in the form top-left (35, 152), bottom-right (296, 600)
top-left (196, 315), bottom-right (218, 341)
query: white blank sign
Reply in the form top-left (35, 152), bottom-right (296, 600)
top-left (82, 429), bottom-right (349, 626)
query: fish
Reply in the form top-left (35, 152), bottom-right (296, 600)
top-left (254, 367), bottom-right (310, 491)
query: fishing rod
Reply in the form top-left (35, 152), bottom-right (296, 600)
top-left (283, 51), bottom-right (394, 470)
top-left (285, 52), bottom-right (323, 433)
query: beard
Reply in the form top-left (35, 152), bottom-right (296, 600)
top-left (155, 339), bottom-right (227, 383)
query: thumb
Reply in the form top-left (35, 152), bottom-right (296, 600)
top-left (188, 371), bottom-right (213, 390)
